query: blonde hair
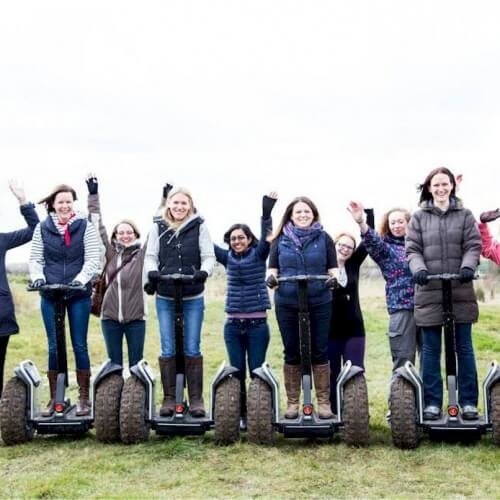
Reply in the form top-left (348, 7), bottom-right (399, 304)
top-left (163, 187), bottom-right (197, 228)
top-left (334, 231), bottom-right (357, 250)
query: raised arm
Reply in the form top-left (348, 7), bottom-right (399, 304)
top-left (256, 191), bottom-right (278, 260)
top-left (86, 174), bottom-right (113, 259)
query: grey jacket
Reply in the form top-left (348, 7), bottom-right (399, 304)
top-left (406, 198), bottom-right (481, 327)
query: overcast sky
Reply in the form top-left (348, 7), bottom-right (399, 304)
top-left (1, 1), bottom-right (500, 263)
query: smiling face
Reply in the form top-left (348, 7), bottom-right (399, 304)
top-left (336, 235), bottom-right (356, 261)
top-left (291, 201), bottom-right (314, 228)
top-left (388, 210), bottom-right (408, 238)
top-left (53, 191), bottom-right (74, 221)
top-left (167, 193), bottom-right (192, 222)
top-left (229, 228), bottom-right (252, 254)
top-left (115, 222), bottom-right (137, 246)
top-left (430, 172), bottom-right (453, 206)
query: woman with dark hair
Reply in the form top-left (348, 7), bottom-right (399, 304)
top-left (144, 186), bottom-right (215, 418)
top-left (86, 175), bottom-right (147, 369)
top-left (29, 183), bottom-right (101, 416)
top-left (0, 181), bottom-right (39, 398)
top-left (406, 166), bottom-right (481, 420)
top-left (267, 196), bottom-right (339, 419)
top-left (214, 192), bottom-right (277, 428)
top-left (349, 203), bottom-right (418, 373)
top-left (328, 206), bottom-right (374, 414)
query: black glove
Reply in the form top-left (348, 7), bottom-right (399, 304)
top-left (413, 270), bottom-right (429, 286)
top-left (31, 279), bottom-right (46, 289)
top-left (69, 280), bottom-right (83, 287)
top-left (266, 274), bottom-right (279, 289)
top-left (262, 195), bottom-right (277, 219)
top-left (479, 209), bottom-right (500, 224)
top-left (163, 183), bottom-right (173, 199)
top-left (459, 267), bottom-right (475, 284)
top-left (148, 270), bottom-right (159, 283)
top-left (193, 270), bottom-right (208, 283)
top-left (144, 282), bottom-right (157, 295)
top-left (86, 177), bottom-right (98, 195)
top-left (325, 276), bottom-right (339, 290)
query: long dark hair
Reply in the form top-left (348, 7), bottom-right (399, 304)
top-left (223, 224), bottom-right (258, 246)
top-left (272, 196), bottom-right (320, 241)
top-left (38, 184), bottom-right (77, 214)
top-left (417, 167), bottom-right (457, 204)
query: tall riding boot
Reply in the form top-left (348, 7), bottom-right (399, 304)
top-left (158, 356), bottom-right (176, 417)
top-left (284, 363), bottom-right (301, 419)
top-left (76, 369), bottom-right (91, 416)
top-left (41, 370), bottom-right (58, 417)
top-left (185, 356), bottom-right (206, 418)
top-left (312, 363), bottom-right (334, 419)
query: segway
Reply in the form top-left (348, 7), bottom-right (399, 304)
top-left (247, 275), bottom-right (370, 445)
top-left (0, 283), bottom-right (121, 445)
top-left (119, 273), bottom-right (240, 444)
top-left (389, 273), bottom-right (500, 449)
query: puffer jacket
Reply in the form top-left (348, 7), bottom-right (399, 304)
top-left (88, 193), bottom-right (146, 323)
top-left (406, 198), bottom-right (481, 327)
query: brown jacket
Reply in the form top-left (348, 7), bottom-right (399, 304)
top-left (406, 198), bottom-right (481, 327)
top-left (88, 194), bottom-right (146, 323)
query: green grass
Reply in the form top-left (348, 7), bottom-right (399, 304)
top-left (1, 279), bottom-right (499, 498)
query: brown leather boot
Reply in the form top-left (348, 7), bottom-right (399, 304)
top-left (41, 370), bottom-right (58, 417)
top-left (76, 369), bottom-right (91, 416)
top-left (312, 364), bottom-right (334, 419)
top-left (284, 364), bottom-right (301, 419)
top-left (158, 356), bottom-right (176, 417)
top-left (185, 356), bottom-right (206, 418)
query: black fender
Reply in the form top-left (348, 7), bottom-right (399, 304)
top-left (93, 360), bottom-right (123, 389)
top-left (129, 360), bottom-right (156, 420)
top-left (209, 362), bottom-right (240, 420)
top-left (391, 361), bottom-right (424, 423)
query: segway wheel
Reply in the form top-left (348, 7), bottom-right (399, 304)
top-left (94, 373), bottom-right (124, 443)
top-left (491, 383), bottom-right (500, 446)
top-left (214, 375), bottom-right (241, 445)
top-left (0, 377), bottom-right (34, 445)
top-left (342, 374), bottom-right (370, 447)
top-left (390, 376), bottom-right (420, 449)
top-left (119, 375), bottom-right (150, 444)
top-left (247, 377), bottom-right (274, 445)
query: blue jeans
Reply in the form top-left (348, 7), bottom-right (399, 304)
top-left (101, 319), bottom-right (146, 367)
top-left (275, 302), bottom-right (331, 365)
top-left (156, 296), bottom-right (204, 357)
top-left (421, 323), bottom-right (478, 407)
top-left (41, 296), bottom-right (91, 370)
top-left (224, 318), bottom-right (270, 386)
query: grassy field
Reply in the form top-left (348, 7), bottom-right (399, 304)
top-left (0, 276), bottom-right (499, 498)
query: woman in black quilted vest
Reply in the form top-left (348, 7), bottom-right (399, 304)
top-left (144, 186), bottom-right (215, 418)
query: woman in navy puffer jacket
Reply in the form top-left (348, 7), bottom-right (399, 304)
top-left (214, 192), bottom-right (277, 429)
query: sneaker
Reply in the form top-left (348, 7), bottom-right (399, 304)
top-left (423, 405), bottom-right (441, 420)
top-left (462, 405), bottom-right (479, 420)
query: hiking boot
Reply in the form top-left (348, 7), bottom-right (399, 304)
top-left (41, 370), bottom-right (58, 417)
top-left (185, 356), bottom-right (206, 418)
top-left (462, 405), bottom-right (479, 420)
top-left (284, 364), bottom-right (301, 419)
top-left (312, 364), bottom-right (334, 419)
top-left (76, 369), bottom-right (91, 416)
top-left (423, 405), bottom-right (441, 420)
top-left (158, 356), bottom-right (176, 417)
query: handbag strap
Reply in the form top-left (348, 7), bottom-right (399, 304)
top-left (105, 248), bottom-right (140, 287)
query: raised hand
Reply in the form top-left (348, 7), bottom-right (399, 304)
top-left (86, 173), bottom-right (98, 195)
top-left (262, 191), bottom-right (278, 219)
top-left (8, 179), bottom-right (26, 205)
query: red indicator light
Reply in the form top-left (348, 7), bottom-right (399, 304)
top-left (448, 406), bottom-right (459, 417)
top-left (175, 404), bottom-right (184, 414)
top-left (303, 405), bottom-right (313, 416)
top-left (54, 402), bottom-right (65, 413)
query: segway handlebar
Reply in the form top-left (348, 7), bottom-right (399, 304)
top-left (27, 283), bottom-right (87, 292)
top-left (158, 273), bottom-right (196, 283)
top-left (277, 274), bottom-right (331, 283)
top-left (427, 273), bottom-right (478, 281)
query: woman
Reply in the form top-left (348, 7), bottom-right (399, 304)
top-left (214, 192), bottom-right (277, 428)
top-left (267, 196), bottom-right (339, 419)
top-left (328, 207), bottom-right (374, 413)
top-left (0, 181), bottom-right (39, 398)
top-left (349, 202), bottom-right (418, 372)
top-left (144, 186), bottom-right (215, 418)
top-left (478, 208), bottom-right (500, 265)
top-left (86, 175), bottom-right (147, 369)
top-left (29, 183), bottom-right (101, 416)
top-left (406, 167), bottom-right (481, 420)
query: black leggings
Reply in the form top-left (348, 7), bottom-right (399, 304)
top-left (0, 336), bottom-right (10, 398)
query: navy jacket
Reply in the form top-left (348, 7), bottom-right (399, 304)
top-left (0, 203), bottom-right (39, 337)
top-left (215, 217), bottom-right (272, 313)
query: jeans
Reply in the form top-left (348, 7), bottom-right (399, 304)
top-left (156, 296), bottom-right (204, 357)
top-left (224, 318), bottom-right (270, 388)
top-left (275, 302), bottom-right (331, 365)
top-left (41, 296), bottom-right (91, 371)
top-left (101, 319), bottom-right (146, 367)
top-left (421, 322), bottom-right (478, 407)
top-left (328, 336), bottom-right (365, 412)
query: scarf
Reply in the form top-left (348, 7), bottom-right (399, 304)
top-left (283, 221), bottom-right (323, 248)
top-left (51, 212), bottom-right (77, 247)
